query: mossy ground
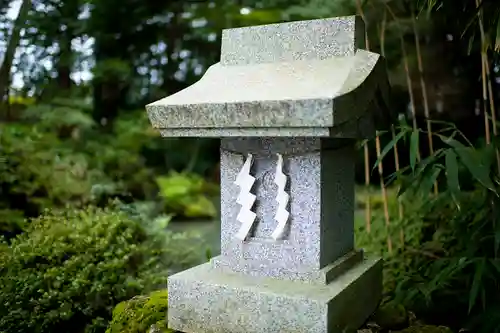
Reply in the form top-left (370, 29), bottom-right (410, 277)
top-left (106, 290), bottom-right (173, 333)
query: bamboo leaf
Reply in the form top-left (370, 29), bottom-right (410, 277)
top-left (440, 136), bottom-right (495, 191)
top-left (421, 165), bottom-right (442, 195)
top-left (457, 148), bottom-right (495, 191)
top-left (445, 150), bottom-right (460, 209)
top-left (410, 130), bottom-right (419, 172)
top-left (372, 129), bottom-right (407, 171)
top-left (397, 174), bottom-right (417, 198)
top-left (398, 149), bottom-right (444, 198)
top-left (439, 134), bottom-right (468, 149)
top-left (469, 259), bottom-right (486, 313)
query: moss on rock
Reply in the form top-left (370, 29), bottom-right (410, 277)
top-left (372, 303), bottom-right (409, 330)
top-left (106, 289), bottom-right (173, 333)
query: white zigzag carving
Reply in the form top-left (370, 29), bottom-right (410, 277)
top-left (271, 153), bottom-right (289, 240)
top-left (234, 154), bottom-right (257, 240)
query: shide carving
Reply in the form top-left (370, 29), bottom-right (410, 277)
top-left (271, 153), bottom-right (289, 241)
top-left (234, 154), bottom-right (257, 241)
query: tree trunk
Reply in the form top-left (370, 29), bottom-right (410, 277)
top-left (55, 0), bottom-right (80, 93)
top-left (0, 0), bottom-right (31, 104)
top-left (56, 34), bottom-right (74, 92)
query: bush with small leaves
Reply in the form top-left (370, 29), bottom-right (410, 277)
top-left (0, 206), bottom-right (202, 333)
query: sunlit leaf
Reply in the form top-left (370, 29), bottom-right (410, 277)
top-left (238, 9), bottom-right (283, 24)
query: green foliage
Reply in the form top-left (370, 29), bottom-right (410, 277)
top-left (106, 290), bottom-right (173, 333)
top-left (368, 123), bottom-right (500, 332)
top-left (0, 99), bottom-right (133, 237)
top-left (0, 99), bottom-right (219, 237)
top-left (8, 95), bottom-right (35, 106)
top-left (20, 98), bottom-right (96, 132)
top-left (0, 207), bottom-right (154, 332)
top-left (423, 0), bottom-right (500, 53)
top-left (0, 206), bottom-right (203, 333)
top-left (93, 59), bottom-right (132, 83)
top-left (0, 122), bottom-right (99, 223)
top-left (372, 303), bottom-right (409, 331)
top-left (0, 208), bottom-right (25, 237)
top-left (156, 171), bottom-right (219, 219)
top-left (285, 0), bottom-right (355, 19)
top-left (83, 112), bottom-right (161, 201)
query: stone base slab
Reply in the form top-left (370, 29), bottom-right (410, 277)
top-left (167, 256), bottom-right (382, 333)
top-left (211, 249), bottom-right (364, 284)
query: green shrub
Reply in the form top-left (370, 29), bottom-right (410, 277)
top-left (156, 171), bottom-right (219, 219)
top-left (0, 123), bottom-right (101, 227)
top-left (0, 100), bottom-right (114, 232)
top-left (83, 116), bottom-right (158, 201)
top-left (106, 289), bottom-right (173, 333)
top-left (0, 208), bottom-right (25, 239)
top-left (0, 102), bottom-right (220, 233)
top-left (0, 206), bottom-right (201, 333)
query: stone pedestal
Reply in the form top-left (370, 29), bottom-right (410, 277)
top-left (146, 15), bottom-right (395, 333)
top-left (167, 137), bottom-right (382, 332)
top-left (169, 258), bottom-right (381, 333)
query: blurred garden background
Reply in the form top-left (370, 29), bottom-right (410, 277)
top-left (0, 0), bottom-right (500, 332)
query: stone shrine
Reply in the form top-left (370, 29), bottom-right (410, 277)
top-left (146, 15), bottom-right (395, 333)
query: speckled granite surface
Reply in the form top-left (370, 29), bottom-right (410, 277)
top-left (217, 138), bottom-right (356, 282)
top-left (145, 15), bottom-right (393, 138)
top-left (168, 256), bottom-right (382, 333)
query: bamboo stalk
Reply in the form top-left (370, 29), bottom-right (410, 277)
top-left (376, 130), bottom-right (393, 254)
top-left (480, 51), bottom-right (491, 145)
top-left (383, 3), bottom-right (425, 249)
top-left (410, 6), bottom-right (437, 194)
top-left (484, 58), bottom-right (500, 173)
top-left (355, 0), bottom-right (373, 234)
top-left (475, 0), bottom-right (499, 259)
top-left (380, 10), bottom-right (403, 218)
top-left (384, 5), bottom-right (422, 243)
top-left (476, 0), bottom-right (500, 173)
top-left (381, 8), bottom-right (404, 246)
top-left (476, 0), bottom-right (491, 145)
top-left (356, 0), bottom-right (392, 252)
top-left (384, 5), bottom-right (420, 142)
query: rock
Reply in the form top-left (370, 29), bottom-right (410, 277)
top-left (372, 304), bottom-right (409, 331)
top-left (395, 325), bottom-right (454, 333)
top-left (105, 289), bottom-right (173, 333)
